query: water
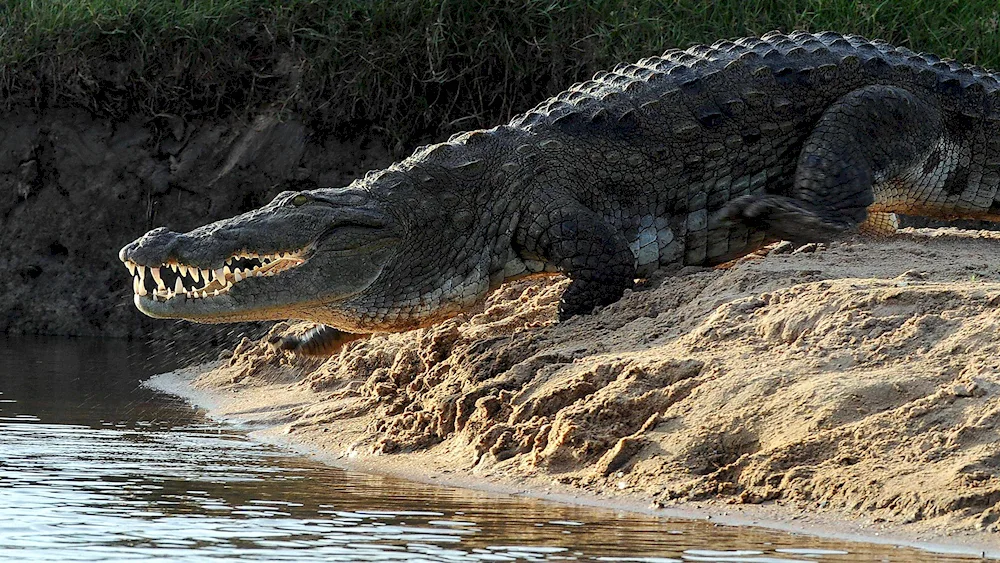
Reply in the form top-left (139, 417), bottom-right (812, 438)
top-left (0, 336), bottom-right (981, 562)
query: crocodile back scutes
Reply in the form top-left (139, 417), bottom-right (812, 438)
top-left (508, 30), bottom-right (1000, 134)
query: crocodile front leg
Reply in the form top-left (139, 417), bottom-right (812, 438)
top-left (270, 325), bottom-right (366, 356)
top-left (517, 196), bottom-right (635, 320)
top-left (722, 85), bottom-right (943, 242)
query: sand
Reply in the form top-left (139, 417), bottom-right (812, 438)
top-left (153, 228), bottom-right (1000, 556)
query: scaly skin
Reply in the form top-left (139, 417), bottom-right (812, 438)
top-left (121, 31), bottom-right (1000, 354)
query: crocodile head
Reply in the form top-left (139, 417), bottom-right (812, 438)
top-left (120, 141), bottom-right (512, 333)
top-left (119, 186), bottom-right (404, 330)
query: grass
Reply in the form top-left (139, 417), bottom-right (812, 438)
top-left (3, 0), bottom-right (1000, 142)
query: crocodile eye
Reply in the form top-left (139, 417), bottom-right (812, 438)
top-left (291, 194), bottom-right (310, 207)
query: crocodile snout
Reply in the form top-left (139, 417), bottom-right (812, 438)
top-left (119, 227), bottom-right (181, 266)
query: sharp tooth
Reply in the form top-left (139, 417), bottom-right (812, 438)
top-left (214, 267), bottom-right (225, 281)
top-left (213, 289), bottom-right (220, 296)
top-left (126, 262), bottom-right (136, 276)
top-left (201, 290), bottom-right (208, 298)
top-left (224, 265), bottom-right (232, 278)
top-left (200, 269), bottom-right (209, 283)
top-left (234, 271), bottom-right (243, 282)
top-left (138, 280), bottom-right (148, 296)
top-left (190, 268), bottom-right (201, 284)
top-left (133, 276), bottom-right (140, 294)
top-left (166, 289), bottom-right (174, 299)
top-left (187, 291), bottom-right (195, 299)
top-left (174, 277), bottom-right (184, 293)
top-left (151, 267), bottom-right (164, 290)
top-left (133, 294), bottom-right (141, 307)
top-left (178, 264), bottom-right (188, 277)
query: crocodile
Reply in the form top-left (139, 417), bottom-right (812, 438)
top-left (120, 30), bottom-right (1000, 355)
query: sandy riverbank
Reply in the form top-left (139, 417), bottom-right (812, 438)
top-left (150, 228), bottom-right (1000, 557)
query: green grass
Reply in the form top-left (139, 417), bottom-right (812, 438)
top-left (3, 0), bottom-right (1000, 142)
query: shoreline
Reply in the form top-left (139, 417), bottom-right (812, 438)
top-left (149, 365), bottom-right (997, 558)
top-left (149, 229), bottom-right (1000, 559)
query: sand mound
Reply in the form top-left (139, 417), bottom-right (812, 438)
top-left (192, 229), bottom-right (1000, 539)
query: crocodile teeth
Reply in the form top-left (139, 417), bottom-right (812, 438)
top-left (151, 267), bottom-right (164, 290)
top-left (128, 246), bottom-right (311, 302)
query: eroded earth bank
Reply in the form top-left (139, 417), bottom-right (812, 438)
top-left (159, 229), bottom-right (1000, 552)
top-left (0, 109), bottom-right (392, 338)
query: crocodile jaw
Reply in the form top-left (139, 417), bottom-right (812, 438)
top-left (123, 247), bottom-right (311, 322)
top-left (121, 237), bottom-right (402, 325)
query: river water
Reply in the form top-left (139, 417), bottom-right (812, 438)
top-left (0, 335), bottom-right (982, 562)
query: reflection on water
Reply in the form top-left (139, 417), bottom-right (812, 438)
top-left (0, 336), bottom-right (978, 562)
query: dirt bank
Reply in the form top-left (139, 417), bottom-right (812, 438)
top-left (155, 228), bottom-right (1000, 553)
top-left (0, 109), bottom-right (393, 338)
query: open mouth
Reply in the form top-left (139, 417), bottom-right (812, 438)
top-left (123, 249), bottom-right (309, 302)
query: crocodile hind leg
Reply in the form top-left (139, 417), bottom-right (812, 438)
top-left (722, 85), bottom-right (942, 243)
top-left (517, 197), bottom-right (635, 320)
